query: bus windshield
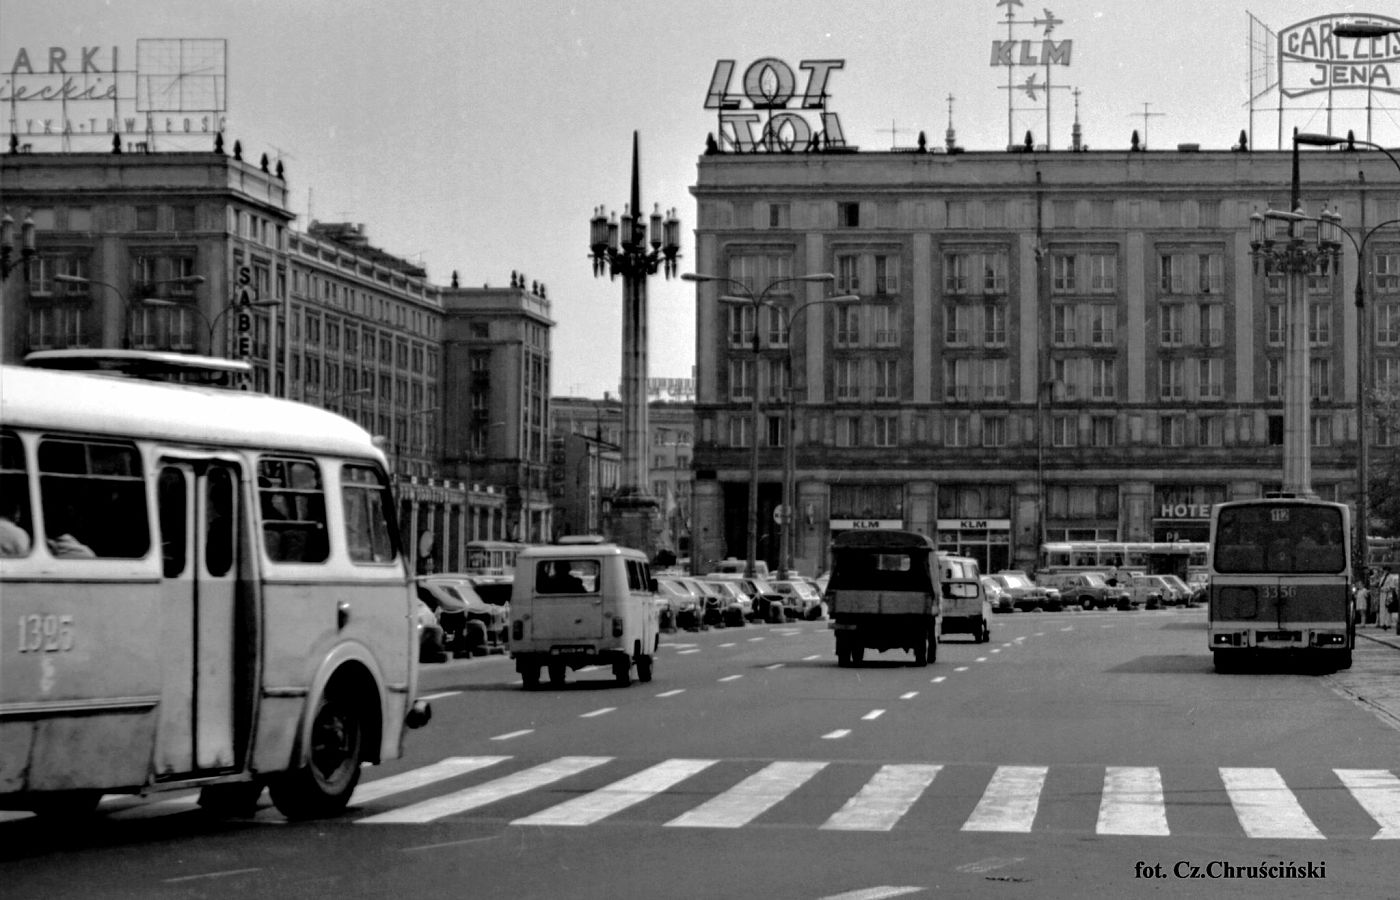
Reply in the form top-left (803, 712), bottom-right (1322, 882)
top-left (1214, 503), bottom-right (1347, 574)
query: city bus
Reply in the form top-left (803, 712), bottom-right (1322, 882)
top-left (1038, 541), bottom-right (1208, 581)
top-left (1206, 497), bottom-right (1354, 673)
top-left (464, 539), bottom-right (526, 577)
top-left (0, 363), bottom-right (430, 820)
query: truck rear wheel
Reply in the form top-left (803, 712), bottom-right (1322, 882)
top-left (850, 644), bottom-right (864, 664)
top-left (914, 638), bottom-right (928, 666)
top-left (613, 658), bottom-right (632, 686)
top-left (637, 654), bottom-right (653, 682)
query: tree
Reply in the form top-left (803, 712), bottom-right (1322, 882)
top-left (1367, 379), bottom-right (1400, 537)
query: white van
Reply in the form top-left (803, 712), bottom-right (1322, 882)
top-left (711, 557), bottom-right (770, 578)
top-left (937, 554), bottom-right (991, 643)
top-left (511, 541), bottom-right (660, 688)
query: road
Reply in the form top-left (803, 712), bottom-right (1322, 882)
top-left (4, 608), bottom-right (1398, 899)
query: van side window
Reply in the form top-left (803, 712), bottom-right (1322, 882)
top-left (258, 457), bottom-right (328, 563)
top-left (37, 437), bottom-right (149, 559)
top-left (626, 559), bottom-right (649, 591)
top-left (342, 463), bottom-right (397, 564)
top-left (0, 431), bottom-right (33, 558)
top-left (536, 559), bottom-right (599, 594)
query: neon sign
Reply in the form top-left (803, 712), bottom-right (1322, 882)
top-left (704, 58), bottom-right (846, 152)
top-left (1279, 14), bottom-right (1400, 98)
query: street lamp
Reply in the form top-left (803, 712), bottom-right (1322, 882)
top-left (683, 270), bottom-right (842, 579)
top-left (587, 131), bottom-right (681, 555)
top-left (144, 288), bottom-right (281, 355)
top-left (0, 211), bottom-right (36, 280)
top-left (1284, 129), bottom-right (1400, 577)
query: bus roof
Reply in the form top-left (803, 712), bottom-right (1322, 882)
top-left (1, 364), bottom-right (382, 460)
top-left (24, 349), bottom-right (253, 383)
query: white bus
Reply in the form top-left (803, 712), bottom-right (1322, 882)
top-left (0, 362), bottom-right (430, 820)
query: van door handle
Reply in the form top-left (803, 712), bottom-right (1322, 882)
top-left (593, 598), bottom-right (602, 605)
top-left (338, 601), bottom-right (350, 629)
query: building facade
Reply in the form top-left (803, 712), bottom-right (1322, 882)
top-left (688, 146), bottom-right (1400, 576)
top-left (0, 145), bottom-right (553, 570)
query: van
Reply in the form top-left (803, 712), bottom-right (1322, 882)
top-left (510, 541), bottom-right (660, 688)
top-left (711, 557), bottom-right (770, 578)
top-left (937, 554), bottom-right (991, 643)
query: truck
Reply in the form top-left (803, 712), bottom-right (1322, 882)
top-left (826, 530), bottom-right (941, 666)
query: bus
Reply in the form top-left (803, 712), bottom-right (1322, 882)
top-left (1038, 541), bottom-right (1208, 581)
top-left (1206, 497), bottom-right (1354, 673)
top-left (24, 348), bottom-right (253, 388)
top-left (0, 363), bottom-right (430, 820)
top-left (464, 539), bottom-right (526, 577)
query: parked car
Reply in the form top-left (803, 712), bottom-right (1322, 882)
top-left (770, 579), bottom-right (826, 620)
top-left (982, 575), bottom-right (1014, 613)
top-left (711, 573), bottom-right (787, 622)
top-left (1037, 572), bottom-right (1131, 610)
top-left (656, 576), bottom-right (702, 629)
top-left (1123, 574), bottom-right (1166, 609)
top-left (417, 575), bottom-right (509, 656)
top-left (1186, 572), bottom-right (1209, 604)
top-left (990, 571), bottom-right (1061, 611)
top-left (1158, 574), bottom-right (1193, 606)
top-left (700, 579), bottom-right (751, 627)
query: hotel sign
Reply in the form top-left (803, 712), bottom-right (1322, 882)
top-left (704, 57), bottom-right (847, 152)
top-left (1280, 14), bottom-right (1400, 97)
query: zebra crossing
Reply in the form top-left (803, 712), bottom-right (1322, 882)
top-left (10, 757), bottom-right (1398, 838)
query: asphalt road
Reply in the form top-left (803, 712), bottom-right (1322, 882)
top-left (4, 608), bottom-right (1398, 900)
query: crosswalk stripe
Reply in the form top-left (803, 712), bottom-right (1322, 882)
top-left (357, 756), bottom-right (613, 825)
top-left (1097, 767), bottom-right (1169, 835)
top-left (821, 764), bottom-right (943, 831)
top-left (512, 759), bottom-right (718, 826)
top-left (664, 761), bottom-right (827, 829)
top-left (1220, 768), bottom-right (1324, 839)
top-left (351, 756), bottom-right (510, 806)
top-left (962, 766), bottom-right (1047, 833)
top-left (1334, 769), bottom-right (1400, 839)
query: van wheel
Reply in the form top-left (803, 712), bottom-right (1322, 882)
top-left (269, 686), bottom-right (364, 820)
top-left (929, 633), bottom-right (939, 663)
top-left (613, 658), bottom-right (632, 686)
top-left (520, 661), bottom-right (541, 689)
top-left (548, 662), bottom-right (566, 685)
top-left (914, 638), bottom-right (928, 666)
top-left (637, 655), bottom-right (653, 683)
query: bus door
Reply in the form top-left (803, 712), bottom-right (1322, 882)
top-left (153, 456), bottom-right (245, 776)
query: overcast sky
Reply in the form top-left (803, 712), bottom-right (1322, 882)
top-left (2, 0), bottom-right (1389, 398)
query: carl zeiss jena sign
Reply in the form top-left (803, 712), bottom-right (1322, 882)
top-left (1279, 14), bottom-right (1400, 97)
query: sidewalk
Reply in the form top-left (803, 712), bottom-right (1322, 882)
top-left (1338, 624), bottom-right (1400, 733)
top-left (1357, 622), bottom-right (1400, 651)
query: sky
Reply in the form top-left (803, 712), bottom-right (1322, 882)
top-left (2, 0), bottom-right (1391, 398)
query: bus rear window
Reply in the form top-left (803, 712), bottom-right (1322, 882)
top-left (1214, 505), bottom-right (1346, 574)
top-left (37, 437), bottom-right (149, 559)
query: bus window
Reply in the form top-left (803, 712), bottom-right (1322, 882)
top-left (0, 431), bottom-right (33, 558)
top-left (258, 457), bottom-right (329, 563)
top-left (158, 466), bottom-right (188, 576)
top-left (206, 466), bottom-right (235, 577)
top-left (38, 437), bottom-right (149, 559)
top-left (341, 463), bottom-right (397, 564)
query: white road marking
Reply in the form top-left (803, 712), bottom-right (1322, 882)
top-left (765, 663), bottom-right (784, 670)
top-left (678, 649), bottom-right (701, 655)
top-left (822, 729), bottom-right (852, 740)
top-left (821, 764), bottom-right (943, 832)
top-left (719, 643), bottom-right (736, 648)
top-left (489, 729), bottom-right (534, 741)
top-left (1060, 626), bottom-right (1074, 632)
top-left (664, 761), bottom-right (827, 828)
top-left (1096, 766), bottom-right (1169, 835)
top-left (990, 649), bottom-right (1001, 654)
top-left (747, 637), bottom-right (766, 642)
top-left (804, 655), bottom-right (823, 661)
top-left (862, 709), bottom-right (886, 721)
top-left (817, 888), bottom-right (924, 900)
top-left (513, 759), bottom-right (718, 827)
top-left (655, 689), bottom-right (685, 698)
top-left (416, 691), bottom-right (461, 702)
top-left (579, 707), bottom-right (615, 718)
top-left (163, 868), bottom-right (263, 884)
top-left (353, 757), bottom-right (510, 806)
top-left (1220, 768), bottom-right (1324, 839)
top-left (953, 667), bottom-right (969, 673)
top-left (1334, 769), bottom-right (1400, 839)
top-left (962, 766), bottom-right (1048, 833)
top-left (930, 676), bottom-right (947, 683)
top-left (718, 674), bottom-right (743, 682)
top-left (899, 691), bottom-right (918, 700)
top-left (359, 757), bottom-right (613, 825)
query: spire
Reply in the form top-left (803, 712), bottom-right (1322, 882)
top-left (945, 93), bottom-right (957, 152)
top-left (1071, 87), bottom-right (1083, 151)
top-left (629, 130), bottom-right (642, 246)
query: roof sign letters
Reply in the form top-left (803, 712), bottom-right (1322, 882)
top-left (1279, 14), bottom-right (1400, 98)
top-left (704, 57), bottom-right (846, 152)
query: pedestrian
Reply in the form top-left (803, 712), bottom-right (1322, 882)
top-left (1354, 579), bottom-right (1371, 627)
top-left (1381, 580), bottom-right (1398, 632)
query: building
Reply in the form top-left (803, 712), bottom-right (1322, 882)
top-left (551, 395), bottom-right (694, 555)
top-left (0, 144), bottom-right (552, 569)
top-left (688, 143), bottom-right (1400, 576)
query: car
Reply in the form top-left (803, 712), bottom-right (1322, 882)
top-left (990, 571), bottom-right (1061, 611)
top-left (770, 579), bottom-right (826, 620)
top-left (1123, 574), bottom-right (1166, 609)
top-left (415, 598), bottom-right (448, 664)
top-left (1158, 574), bottom-right (1193, 606)
top-left (982, 575), bottom-right (1014, 613)
top-left (656, 576), bottom-right (703, 629)
top-left (699, 578), bottom-right (751, 627)
top-left (417, 575), bottom-right (510, 656)
top-left (1037, 572), bottom-right (1131, 610)
top-left (710, 573), bottom-right (787, 621)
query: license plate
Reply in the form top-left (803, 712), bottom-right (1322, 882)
top-left (1257, 631), bottom-right (1298, 643)
top-left (550, 646), bottom-right (590, 655)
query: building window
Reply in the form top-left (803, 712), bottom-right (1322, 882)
top-left (1160, 304), bottom-right (1184, 345)
top-left (1052, 254), bottom-right (1076, 293)
top-left (835, 359), bottom-right (860, 401)
top-left (1161, 414), bottom-right (1185, 447)
top-left (982, 358), bottom-right (1008, 400)
top-left (1378, 302), bottom-right (1400, 344)
top-left (983, 302), bottom-right (1006, 346)
top-left (728, 253), bottom-right (793, 295)
top-left (765, 358), bottom-right (789, 401)
top-left (944, 304), bottom-right (971, 346)
top-left (836, 254), bottom-right (860, 294)
top-left (1311, 414), bottom-right (1332, 446)
top-left (1052, 305), bottom-right (1075, 345)
top-left (1266, 303), bottom-right (1285, 345)
top-left (947, 415), bottom-right (969, 447)
top-left (943, 253), bottom-right (968, 294)
top-left (874, 254), bottom-right (900, 295)
top-left (768, 203), bottom-right (790, 228)
top-left (945, 358), bottom-right (971, 401)
top-left (835, 304), bottom-right (860, 346)
top-left (873, 415), bottom-right (898, 447)
top-left (1308, 302), bottom-right (1331, 345)
top-left (1310, 357), bottom-right (1331, 400)
top-left (872, 304), bottom-right (899, 346)
top-left (1198, 415), bottom-right (1223, 447)
top-left (1089, 253), bottom-right (1117, 293)
top-left (766, 415), bottom-right (785, 448)
top-left (1198, 303), bottom-right (1223, 347)
top-left (727, 304), bottom-right (755, 347)
top-left (982, 416), bottom-right (1006, 448)
top-left (1266, 358), bottom-right (1283, 400)
top-left (874, 359), bottom-right (898, 401)
top-left (1089, 305), bottom-right (1114, 345)
top-left (835, 415), bottom-right (860, 447)
top-left (1198, 253), bottom-right (1223, 294)
top-left (1091, 416), bottom-right (1116, 447)
top-left (1198, 358), bottom-right (1223, 399)
top-left (1307, 257), bottom-right (1332, 293)
top-left (1090, 359), bottom-right (1115, 400)
top-left (1160, 254), bottom-right (1185, 294)
top-left (1160, 359), bottom-right (1184, 400)
top-left (981, 252), bottom-right (1007, 293)
top-left (838, 202), bottom-right (860, 227)
top-left (766, 304), bottom-right (790, 347)
top-left (1052, 415), bottom-right (1076, 447)
top-left (728, 416), bottom-right (752, 448)
top-left (728, 358), bottom-right (753, 401)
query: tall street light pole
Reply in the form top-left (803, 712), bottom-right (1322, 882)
top-left (588, 131), bottom-right (681, 557)
top-left (683, 271), bottom-right (840, 579)
top-left (0, 211), bottom-right (37, 363)
top-left (1286, 128), bottom-right (1400, 579)
top-left (1247, 129), bottom-right (1342, 499)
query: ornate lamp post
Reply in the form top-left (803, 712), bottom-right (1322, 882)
top-left (0, 211), bottom-right (36, 363)
top-left (682, 271), bottom-right (842, 578)
top-left (588, 131), bottom-right (680, 556)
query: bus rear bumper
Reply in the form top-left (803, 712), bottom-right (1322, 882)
top-left (1209, 628), bottom-right (1350, 649)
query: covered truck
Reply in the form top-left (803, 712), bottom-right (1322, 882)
top-left (826, 529), bottom-right (941, 666)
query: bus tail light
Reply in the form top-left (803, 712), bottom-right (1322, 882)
top-left (613, 617), bottom-right (625, 638)
top-left (1211, 632), bottom-right (1242, 647)
top-left (1312, 633), bottom-right (1347, 647)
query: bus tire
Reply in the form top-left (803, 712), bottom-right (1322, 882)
top-left (270, 686), bottom-right (365, 820)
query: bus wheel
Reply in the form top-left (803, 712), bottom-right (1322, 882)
top-left (270, 687), bottom-right (364, 820)
top-left (637, 655), bottom-right (653, 683)
top-left (613, 658), bottom-right (632, 687)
